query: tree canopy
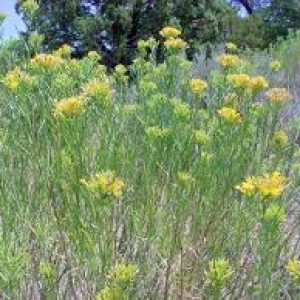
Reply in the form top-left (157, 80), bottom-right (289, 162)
top-left (16, 0), bottom-right (300, 66)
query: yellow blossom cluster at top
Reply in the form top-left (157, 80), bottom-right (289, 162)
top-left (273, 129), bottom-right (289, 147)
top-left (271, 60), bottom-right (282, 72)
top-left (80, 171), bottom-right (125, 197)
top-left (225, 42), bottom-right (238, 51)
top-left (30, 53), bottom-right (62, 69)
top-left (286, 258), bottom-right (300, 282)
top-left (194, 129), bottom-right (210, 145)
top-left (3, 67), bottom-right (26, 90)
top-left (248, 76), bottom-right (269, 91)
top-left (227, 73), bottom-right (250, 89)
top-left (164, 38), bottom-right (187, 50)
top-left (190, 78), bottom-right (208, 94)
top-left (146, 126), bottom-right (173, 139)
top-left (53, 96), bottom-right (85, 119)
top-left (227, 73), bottom-right (269, 91)
top-left (96, 287), bottom-right (123, 300)
top-left (82, 79), bottom-right (112, 107)
top-left (217, 54), bottom-right (240, 68)
top-left (159, 26), bottom-right (187, 50)
top-left (22, 0), bottom-right (39, 14)
top-left (236, 171), bottom-right (288, 199)
top-left (266, 88), bottom-right (292, 105)
top-left (159, 26), bottom-right (181, 39)
top-left (53, 44), bottom-right (72, 58)
top-left (205, 258), bottom-right (233, 287)
top-left (218, 107), bottom-right (242, 123)
top-left (107, 263), bottom-right (138, 284)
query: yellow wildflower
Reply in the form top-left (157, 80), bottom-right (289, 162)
top-left (173, 100), bottom-right (191, 119)
top-left (256, 171), bottom-right (288, 199)
top-left (96, 287), bottom-right (123, 300)
top-left (194, 130), bottom-right (209, 145)
top-left (249, 76), bottom-right (269, 91)
top-left (82, 79), bottom-right (112, 107)
top-left (80, 171), bottom-right (125, 197)
top-left (235, 177), bottom-right (257, 197)
top-left (264, 204), bottom-right (285, 223)
top-left (205, 258), bottom-right (233, 287)
top-left (53, 96), bottom-right (85, 119)
top-left (226, 42), bottom-right (237, 51)
top-left (39, 262), bottom-right (56, 279)
top-left (146, 126), bottom-right (172, 139)
top-left (177, 172), bottom-right (195, 187)
top-left (22, 0), bottom-right (38, 14)
top-left (217, 54), bottom-right (240, 68)
top-left (286, 258), bottom-right (300, 282)
top-left (114, 64), bottom-right (127, 76)
top-left (227, 73), bottom-right (250, 89)
top-left (159, 26), bottom-right (181, 39)
top-left (87, 50), bottom-right (102, 61)
top-left (217, 107), bottom-right (242, 123)
top-left (271, 60), bottom-right (282, 72)
top-left (30, 53), bottom-right (61, 69)
top-left (273, 130), bottom-right (288, 147)
top-left (190, 78), bottom-right (208, 94)
top-left (53, 44), bottom-right (72, 58)
top-left (266, 88), bottom-right (292, 105)
top-left (164, 38), bottom-right (187, 50)
top-left (107, 263), bottom-right (138, 284)
top-left (3, 67), bottom-right (25, 90)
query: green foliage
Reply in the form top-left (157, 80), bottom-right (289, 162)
top-left (0, 29), bottom-right (299, 298)
top-left (16, 0), bottom-right (232, 66)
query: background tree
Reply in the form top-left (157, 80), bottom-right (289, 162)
top-left (16, 0), bottom-right (233, 66)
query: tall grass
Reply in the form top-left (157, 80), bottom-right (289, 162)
top-left (0, 30), bottom-right (299, 299)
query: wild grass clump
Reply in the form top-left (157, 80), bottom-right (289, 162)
top-left (0, 28), bottom-right (300, 299)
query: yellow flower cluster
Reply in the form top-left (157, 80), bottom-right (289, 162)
top-left (177, 172), bottom-right (195, 187)
top-left (53, 44), bottom-right (72, 58)
top-left (87, 50), bottom-right (102, 61)
top-left (53, 97), bottom-right (85, 118)
top-left (80, 171), bottom-right (125, 197)
top-left (248, 76), bottom-right (269, 91)
top-left (227, 73), bottom-right (250, 89)
top-left (266, 88), bottom-right (292, 105)
top-left (82, 79), bottom-right (112, 107)
top-left (146, 126), bottom-right (172, 139)
top-left (227, 73), bottom-right (269, 91)
top-left (225, 42), bottom-right (238, 51)
top-left (236, 171), bottom-right (288, 199)
top-left (22, 0), bottom-right (38, 14)
top-left (30, 53), bottom-right (61, 69)
top-left (114, 64), bottom-right (127, 76)
top-left (160, 26), bottom-right (181, 39)
top-left (173, 100), bottom-right (190, 119)
top-left (286, 258), bottom-right (300, 282)
top-left (3, 67), bottom-right (26, 90)
top-left (205, 258), bottom-right (233, 287)
top-left (217, 54), bottom-right (240, 68)
top-left (264, 204), bottom-right (285, 223)
top-left (235, 177), bottom-right (257, 197)
top-left (107, 263), bottom-right (138, 284)
top-left (190, 78), bottom-right (208, 94)
top-left (217, 107), bottom-right (242, 123)
top-left (224, 92), bottom-right (240, 105)
top-left (194, 130), bottom-right (209, 145)
top-left (96, 287), bottom-right (122, 300)
top-left (273, 130), bottom-right (288, 147)
top-left (271, 60), bottom-right (282, 72)
top-left (96, 287), bottom-right (123, 300)
top-left (164, 38), bottom-right (187, 50)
